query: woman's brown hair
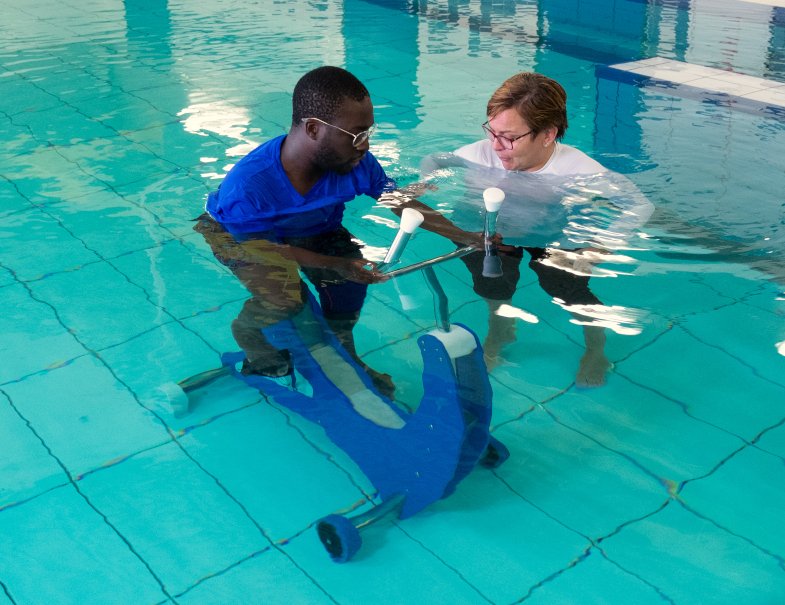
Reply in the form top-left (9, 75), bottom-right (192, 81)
top-left (486, 72), bottom-right (568, 140)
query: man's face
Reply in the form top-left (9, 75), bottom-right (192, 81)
top-left (486, 107), bottom-right (555, 172)
top-left (313, 96), bottom-right (374, 174)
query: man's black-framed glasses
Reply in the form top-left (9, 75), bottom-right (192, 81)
top-left (482, 121), bottom-right (533, 150)
top-left (302, 117), bottom-right (375, 148)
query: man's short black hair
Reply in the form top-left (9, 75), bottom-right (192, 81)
top-left (292, 66), bottom-right (369, 125)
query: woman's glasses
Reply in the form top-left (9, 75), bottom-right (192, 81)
top-left (482, 121), bottom-right (533, 150)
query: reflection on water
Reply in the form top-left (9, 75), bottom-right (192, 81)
top-left (495, 303), bottom-right (539, 324)
top-left (536, 248), bottom-right (638, 278)
top-left (178, 98), bottom-right (260, 178)
top-left (559, 302), bottom-right (645, 336)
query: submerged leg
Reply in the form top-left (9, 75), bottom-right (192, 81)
top-left (231, 297), bottom-right (302, 377)
top-left (527, 247), bottom-right (610, 387)
top-left (483, 298), bottom-right (518, 370)
top-left (324, 316), bottom-right (395, 399)
top-left (576, 323), bottom-right (610, 388)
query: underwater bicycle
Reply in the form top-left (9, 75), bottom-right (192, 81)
top-left (159, 188), bottom-right (510, 563)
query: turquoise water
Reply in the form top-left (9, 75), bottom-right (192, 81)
top-left (2, 0), bottom-right (785, 603)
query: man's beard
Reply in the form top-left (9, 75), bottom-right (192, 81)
top-left (314, 142), bottom-right (360, 175)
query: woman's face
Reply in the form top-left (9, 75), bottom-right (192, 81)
top-left (486, 107), bottom-right (557, 172)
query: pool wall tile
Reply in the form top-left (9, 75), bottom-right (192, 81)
top-left (3, 147), bottom-right (111, 205)
top-left (96, 319), bottom-right (229, 406)
top-left (523, 549), bottom-right (669, 605)
top-left (77, 441), bottom-right (271, 596)
top-left (678, 299), bottom-right (785, 389)
top-left (33, 70), bottom-right (118, 106)
top-left (0, 209), bottom-right (101, 281)
top-left (493, 411), bottom-right (668, 538)
top-left (111, 239), bottom-right (248, 320)
top-left (282, 525), bottom-right (491, 605)
top-left (122, 122), bottom-right (234, 178)
top-left (0, 177), bottom-right (34, 219)
top-left (72, 91), bottom-right (177, 134)
top-left (600, 503), bottom-right (785, 604)
top-left (0, 72), bottom-right (62, 115)
top-left (401, 470), bottom-right (590, 603)
top-left (547, 380), bottom-right (744, 482)
top-left (45, 197), bottom-right (170, 260)
top-left (11, 102), bottom-right (118, 147)
top-left (112, 171), bottom-right (210, 237)
top-left (0, 392), bottom-right (66, 508)
top-left (0, 268), bottom-right (14, 289)
top-left (757, 423), bottom-right (785, 459)
top-left (2, 355), bottom-right (170, 477)
top-left (486, 377), bottom-right (543, 428)
top-left (89, 65), bottom-right (180, 95)
top-left (678, 446), bottom-right (785, 559)
top-left (0, 486), bottom-right (166, 605)
top-left (603, 259), bottom-right (740, 318)
top-left (174, 548), bottom-right (330, 605)
top-left (619, 327), bottom-right (785, 440)
top-left (27, 261), bottom-right (170, 352)
top-left (744, 286), bottom-right (785, 312)
top-left (260, 403), bottom-right (377, 498)
top-left (124, 82), bottom-right (194, 113)
top-left (180, 406), bottom-right (370, 541)
top-left (0, 121), bottom-right (41, 160)
top-left (0, 283), bottom-right (86, 385)
top-left (54, 137), bottom-right (178, 188)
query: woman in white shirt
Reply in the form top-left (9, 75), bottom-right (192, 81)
top-left (454, 73), bottom-right (605, 176)
top-left (416, 73), bottom-right (652, 387)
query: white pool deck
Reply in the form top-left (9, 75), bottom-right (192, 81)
top-left (740, 0), bottom-right (785, 6)
top-left (609, 57), bottom-right (785, 108)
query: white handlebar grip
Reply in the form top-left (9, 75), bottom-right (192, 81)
top-left (400, 207), bottom-right (425, 233)
top-left (483, 187), bottom-right (506, 212)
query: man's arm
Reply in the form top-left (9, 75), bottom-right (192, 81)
top-left (377, 190), bottom-right (484, 248)
top-left (418, 151), bottom-right (467, 175)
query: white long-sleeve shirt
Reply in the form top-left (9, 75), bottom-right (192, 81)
top-left (420, 140), bottom-right (654, 249)
top-left (454, 139), bottom-right (606, 176)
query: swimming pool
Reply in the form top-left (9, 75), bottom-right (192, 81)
top-left (2, 0), bottom-right (784, 602)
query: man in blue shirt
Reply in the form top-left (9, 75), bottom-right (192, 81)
top-left (196, 67), bottom-right (399, 387)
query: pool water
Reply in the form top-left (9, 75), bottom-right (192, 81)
top-left (2, 0), bottom-right (785, 603)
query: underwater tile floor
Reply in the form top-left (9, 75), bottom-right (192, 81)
top-left (3, 0), bottom-right (785, 603)
top-left (4, 204), bottom-right (784, 604)
top-left (4, 162), bottom-right (785, 603)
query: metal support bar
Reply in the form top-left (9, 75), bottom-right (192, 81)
top-left (423, 266), bottom-right (451, 332)
top-left (350, 493), bottom-right (406, 530)
top-left (381, 245), bottom-right (477, 279)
